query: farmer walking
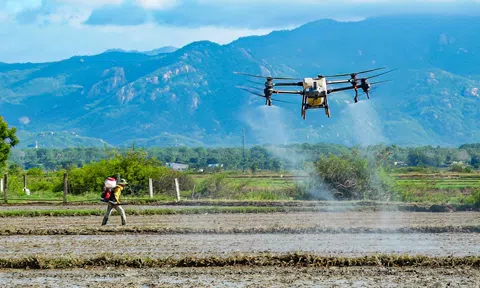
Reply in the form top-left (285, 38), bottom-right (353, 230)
top-left (101, 178), bottom-right (128, 226)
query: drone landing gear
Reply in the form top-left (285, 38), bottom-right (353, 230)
top-left (325, 106), bottom-right (331, 118)
top-left (324, 96), bottom-right (331, 118)
top-left (301, 94), bottom-right (307, 120)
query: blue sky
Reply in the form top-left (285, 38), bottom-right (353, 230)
top-left (0, 0), bottom-right (479, 63)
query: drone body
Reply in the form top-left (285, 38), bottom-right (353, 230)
top-left (235, 67), bottom-right (393, 119)
top-left (301, 77), bottom-right (330, 118)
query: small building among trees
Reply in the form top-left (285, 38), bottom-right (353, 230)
top-left (166, 163), bottom-right (189, 172)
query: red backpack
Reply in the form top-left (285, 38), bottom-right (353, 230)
top-left (101, 177), bottom-right (116, 202)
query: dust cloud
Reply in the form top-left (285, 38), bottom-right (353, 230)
top-left (342, 100), bottom-right (409, 251)
top-left (243, 105), bottom-right (333, 200)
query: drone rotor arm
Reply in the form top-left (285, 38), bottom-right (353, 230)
top-left (327, 79), bottom-right (353, 85)
top-left (327, 86), bottom-right (356, 94)
top-left (274, 82), bottom-right (304, 86)
top-left (272, 90), bottom-right (304, 95)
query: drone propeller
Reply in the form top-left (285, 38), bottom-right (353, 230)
top-left (324, 67), bottom-right (387, 78)
top-left (237, 85), bottom-right (269, 92)
top-left (235, 86), bottom-right (296, 104)
top-left (359, 69), bottom-right (396, 81)
top-left (245, 79), bottom-right (265, 86)
top-left (369, 79), bottom-right (392, 86)
top-left (233, 71), bottom-right (298, 80)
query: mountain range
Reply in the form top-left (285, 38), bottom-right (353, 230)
top-left (0, 15), bottom-right (479, 148)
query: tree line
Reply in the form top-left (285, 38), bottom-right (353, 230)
top-left (5, 143), bottom-right (480, 172)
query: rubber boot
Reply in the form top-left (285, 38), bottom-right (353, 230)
top-left (121, 218), bottom-right (126, 226)
top-left (102, 217), bottom-right (108, 226)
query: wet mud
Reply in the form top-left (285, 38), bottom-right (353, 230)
top-left (0, 266), bottom-right (478, 288)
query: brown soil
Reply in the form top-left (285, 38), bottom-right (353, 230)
top-left (1, 210), bottom-right (478, 286)
top-left (1, 233), bottom-right (479, 259)
top-left (0, 266), bottom-right (478, 288)
top-left (1, 211), bottom-right (478, 231)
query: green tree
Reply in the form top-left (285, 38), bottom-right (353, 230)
top-left (471, 155), bottom-right (480, 169)
top-left (0, 117), bottom-right (19, 170)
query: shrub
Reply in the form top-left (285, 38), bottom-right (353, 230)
top-left (450, 163), bottom-right (465, 173)
top-left (466, 189), bottom-right (480, 207)
top-left (67, 151), bottom-right (193, 195)
top-left (197, 174), bottom-right (233, 198)
top-left (26, 167), bottom-right (43, 176)
top-left (313, 153), bottom-right (394, 201)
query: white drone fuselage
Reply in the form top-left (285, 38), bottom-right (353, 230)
top-left (302, 77), bottom-right (327, 106)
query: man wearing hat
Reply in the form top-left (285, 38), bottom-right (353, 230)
top-left (102, 178), bottom-right (128, 225)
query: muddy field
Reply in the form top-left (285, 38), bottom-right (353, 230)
top-left (0, 267), bottom-right (479, 288)
top-left (2, 233), bottom-right (480, 259)
top-left (1, 211), bottom-right (478, 230)
top-left (1, 208), bottom-right (479, 286)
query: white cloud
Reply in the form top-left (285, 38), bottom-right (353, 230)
top-left (2, 0), bottom-right (42, 14)
top-left (135, 0), bottom-right (178, 10)
top-left (37, 6), bottom-right (91, 26)
top-left (54, 0), bottom-right (124, 7)
top-left (0, 22), bottom-right (271, 63)
top-left (19, 117), bottom-right (31, 125)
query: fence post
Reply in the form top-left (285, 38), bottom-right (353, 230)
top-left (116, 173), bottom-right (120, 182)
top-left (63, 173), bottom-right (68, 204)
top-left (23, 174), bottom-right (30, 195)
top-left (149, 178), bottom-right (153, 198)
top-left (3, 173), bottom-right (8, 204)
top-left (174, 178), bottom-right (180, 201)
top-left (0, 178), bottom-right (3, 193)
top-left (191, 184), bottom-right (195, 200)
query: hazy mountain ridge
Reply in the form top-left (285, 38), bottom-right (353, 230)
top-left (0, 15), bottom-right (479, 148)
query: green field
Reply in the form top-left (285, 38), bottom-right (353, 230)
top-left (2, 171), bottom-right (479, 205)
top-left (392, 172), bottom-right (480, 204)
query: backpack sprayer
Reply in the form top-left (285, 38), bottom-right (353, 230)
top-left (100, 177), bottom-right (130, 205)
top-left (100, 177), bottom-right (116, 202)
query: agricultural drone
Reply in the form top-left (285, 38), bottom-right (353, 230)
top-left (234, 67), bottom-right (394, 119)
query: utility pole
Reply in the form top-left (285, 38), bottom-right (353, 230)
top-left (242, 128), bottom-right (246, 173)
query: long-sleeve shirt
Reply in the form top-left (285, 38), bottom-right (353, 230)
top-left (111, 185), bottom-right (124, 204)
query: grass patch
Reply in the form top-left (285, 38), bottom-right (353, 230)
top-left (0, 206), bottom-right (286, 217)
top-left (0, 202), bottom-right (478, 217)
top-left (392, 172), bottom-right (480, 204)
top-left (6, 172), bottom-right (480, 205)
top-left (0, 253), bottom-right (478, 269)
